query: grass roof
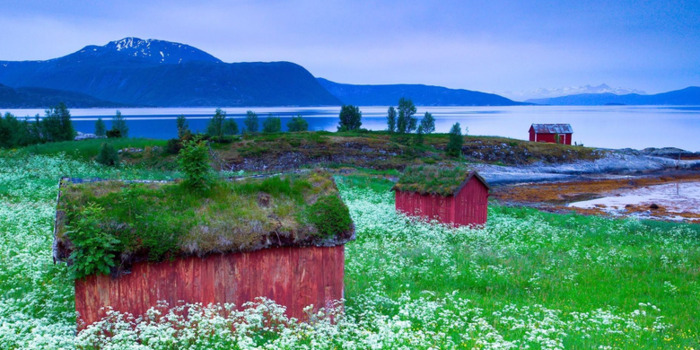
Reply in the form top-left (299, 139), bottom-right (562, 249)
top-left (53, 170), bottom-right (354, 278)
top-left (393, 164), bottom-right (486, 196)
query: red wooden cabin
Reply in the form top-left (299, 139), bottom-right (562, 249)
top-left (393, 165), bottom-right (489, 227)
top-left (53, 172), bottom-right (354, 328)
top-left (529, 124), bottom-right (573, 145)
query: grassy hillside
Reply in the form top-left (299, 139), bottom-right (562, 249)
top-left (0, 150), bottom-right (697, 348)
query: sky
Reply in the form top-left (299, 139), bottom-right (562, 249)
top-left (0, 0), bottom-right (699, 100)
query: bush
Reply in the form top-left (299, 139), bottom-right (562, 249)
top-left (262, 115), bottom-right (282, 133)
top-left (178, 138), bottom-right (213, 191)
top-left (65, 203), bottom-right (119, 278)
top-left (165, 138), bottom-right (182, 155)
top-left (244, 111), bottom-right (259, 134)
top-left (223, 119), bottom-right (239, 135)
top-left (96, 142), bottom-right (120, 166)
top-left (307, 195), bottom-right (352, 238)
top-left (337, 105), bottom-right (362, 131)
top-left (287, 115), bottom-right (308, 132)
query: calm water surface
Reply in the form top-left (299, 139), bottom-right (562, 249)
top-left (3, 106), bottom-right (699, 151)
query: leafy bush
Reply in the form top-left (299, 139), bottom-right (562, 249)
top-left (286, 115), bottom-right (308, 132)
top-left (177, 138), bottom-right (212, 191)
top-left (65, 203), bottom-right (120, 277)
top-left (165, 138), bottom-right (182, 155)
top-left (95, 142), bottom-right (119, 166)
top-left (262, 115), bottom-right (282, 133)
top-left (337, 105), bottom-right (362, 131)
top-left (307, 194), bottom-right (352, 238)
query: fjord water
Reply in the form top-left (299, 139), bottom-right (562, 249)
top-left (4, 105), bottom-right (700, 151)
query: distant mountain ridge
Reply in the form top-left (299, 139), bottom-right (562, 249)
top-left (318, 78), bottom-right (524, 106)
top-left (527, 87), bottom-right (700, 105)
top-left (0, 83), bottom-right (123, 108)
top-left (0, 37), bottom-right (340, 107)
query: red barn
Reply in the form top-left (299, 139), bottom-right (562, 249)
top-left (53, 171), bottom-right (354, 328)
top-left (529, 124), bottom-right (573, 145)
top-left (393, 165), bottom-right (489, 227)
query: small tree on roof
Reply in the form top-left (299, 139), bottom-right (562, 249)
top-left (178, 137), bottom-right (213, 191)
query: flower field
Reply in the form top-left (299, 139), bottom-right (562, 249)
top-left (0, 151), bottom-right (698, 349)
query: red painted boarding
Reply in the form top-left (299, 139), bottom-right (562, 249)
top-left (75, 245), bottom-right (345, 328)
top-left (395, 175), bottom-right (489, 227)
top-left (528, 124), bottom-right (573, 145)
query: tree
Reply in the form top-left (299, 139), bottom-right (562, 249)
top-left (111, 110), bottom-right (128, 138)
top-left (396, 98), bottom-right (416, 134)
top-left (262, 115), bottom-right (282, 133)
top-left (176, 115), bottom-right (190, 139)
top-left (243, 111), bottom-right (259, 134)
top-left (94, 117), bottom-right (106, 137)
top-left (178, 137), bottom-right (213, 191)
top-left (446, 122), bottom-right (463, 158)
top-left (42, 102), bottom-right (76, 142)
top-left (337, 105), bottom-right (362, 131)
top-left (415, 124), bottom-right (425, 145)
top-left (223, 118), bottom-right (239, 135)
top-left (96, 142), bottom-right (119, 166)
top-left (206, 108), bottom-right (226, 139)
top-left (0, 113), bottom-right (31, 148)
top-left (386, 106), bottom-right (397, 133)
top-left (287, 115), bottom-right (308, 132)
top-left (420, 112), bottom-right (435, 134)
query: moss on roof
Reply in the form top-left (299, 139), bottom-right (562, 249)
top-left (392, 164), bottom-right (486, 196)
top-left (53, 170), bottom-right (354, 278)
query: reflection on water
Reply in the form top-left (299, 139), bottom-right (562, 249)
top-left (2, 106), bottom-right (699, 151)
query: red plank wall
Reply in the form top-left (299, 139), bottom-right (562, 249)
top-left (395, 177), bottom-right (488, 227)
top-left (529, 131), bottom-right (572, 145)
top-left (75, 245), bottom-right (345, 328)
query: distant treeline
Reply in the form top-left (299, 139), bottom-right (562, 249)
top-left (0, 103), bottom-right (75, 148)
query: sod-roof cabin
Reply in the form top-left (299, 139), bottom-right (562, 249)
top-left (529, 124), bottom-right (573, 145)
top-left (393, 165), bottom-right (489, 227)
top-left (53, 170), bottom-right (354, 328)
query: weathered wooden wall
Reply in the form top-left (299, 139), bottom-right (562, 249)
top-left (75, 245), bottom-right (345, 327)
top-left (395, 177), bottom-right (488, 227)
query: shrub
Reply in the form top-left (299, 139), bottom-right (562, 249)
top-left (262, 115), bottom-right (282, 133)
top-left (106, 129), bottom-right (121, 138)
top-left (223, 119), bottom-right (239, 135)
top-left (337, 105), bottom-right (362, 131)
top-left (176, 115), bottom-right (190, 139)
top-left (165, 138), bottom-right (182, 155)
top-left (287, 115), bottom-right (309, 132)
top-left (178, 138), bottom-right (213, 191)
top-left (65, 203), bottom-right (120, 277)
top-left (307, 195), bottom-right (352, 238)
top-left (244, 111), bottom-right (259, 134)
top-left (96, 142), bottom-right (120, 166)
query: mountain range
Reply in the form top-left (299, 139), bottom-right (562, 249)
top-left (526, 87), bottom-right (700, 105)
top-left (0, 37), bottom-right (698, 108)
top-left (0, 37), bottom-right (527, 108)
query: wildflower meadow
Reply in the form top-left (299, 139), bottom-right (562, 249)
top-left (0, 151), bottom-right (698, 349)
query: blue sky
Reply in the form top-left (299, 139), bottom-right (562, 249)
top-left (1, 0), bottom-right (698, 99)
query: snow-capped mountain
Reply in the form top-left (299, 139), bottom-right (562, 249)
top-left (506, 84), bottom-right (646, 101)
top-left (69, 37), bottom-right (222, 64)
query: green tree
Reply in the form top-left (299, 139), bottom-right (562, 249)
top-left (96, 142), bottom-right (120, 166)
top-left (111, 110), bottom-right (128, 138)
top-left (223, 118), bottom-right (239, 135)
top-left (420, 112), bottom-right (435, 134)
top-left (415, 124), bottom-right (425, 145)
top-left (337, 105), bottom-right (362, 131)
top-left (178, 138), bottom-right (213, 191)
top-left (397, 98), bottom-right (417, 134)
top-left (176, 115), bottom-right (190, 139)
top-left (94, 117), bottom-right (106, 137)
top-left (243, 111), bottom-right (259, 134)
top-left (286, 115), bottom-right (308, 132)
top-left (387, 106), bottom-right (397, 133)
top-left (446, 122), bottom-right (463, 158)
top-left (42, 102), bottom-right (76, 142)
top-left (207, 108), bottom-right (226, 139)
top-left (262, 115), bottom-right (282, 133)
top-left (0, 113), bottom-right (31, 148)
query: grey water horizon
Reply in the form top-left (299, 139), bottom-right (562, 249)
top-left (3, 105), bottom-right (699, 152)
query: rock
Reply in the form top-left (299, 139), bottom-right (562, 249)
top-left (649, 203), bottom-right (659, 210)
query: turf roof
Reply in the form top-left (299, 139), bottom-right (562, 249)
top-left (393, 164), bottom-right (487, 196)
top-left (53, 170), bottom-right (354, 277)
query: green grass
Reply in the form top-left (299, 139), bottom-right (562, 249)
top-left (1, 151), bottom-right (698, 349)
top-left (21, 138), bottom-right (167, 161)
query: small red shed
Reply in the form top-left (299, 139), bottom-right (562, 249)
top-left (529, 124), bottom-right (573, 145)
top-left (393, 165), bottom-right (489, 227)
top-left (53, 171), bottom-right (354, 328)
